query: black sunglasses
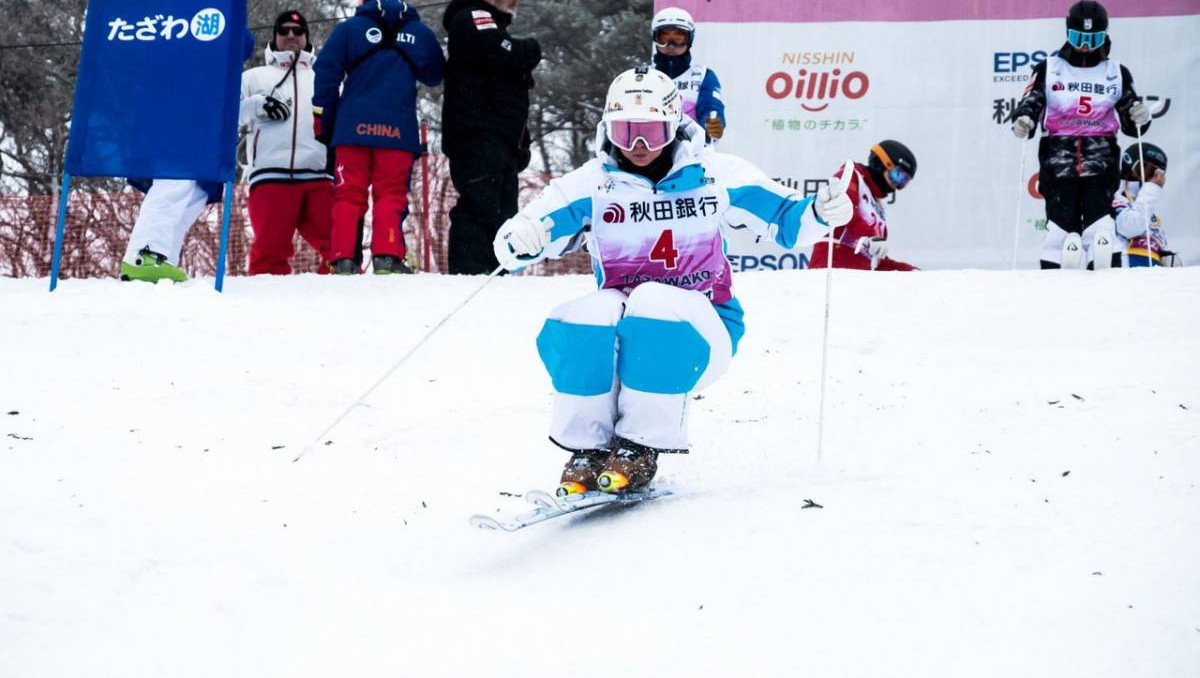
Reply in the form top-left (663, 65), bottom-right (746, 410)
top-left (276, 26), bottom-right (306, 36)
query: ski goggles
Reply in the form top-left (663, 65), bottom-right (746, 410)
top-left (607, 119), bottom-right (674, 152)
top-left (1067, 29), bottom-right (1106, 50)
top-left (887, 166), bottom-right (912, 189)
top-left (871, 143), bottom-right (913, 189)
top-left (654, 37), bottom-right (688, 49)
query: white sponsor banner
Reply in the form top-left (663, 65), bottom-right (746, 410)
top-left (687, 16), bottom-right (1199, 269)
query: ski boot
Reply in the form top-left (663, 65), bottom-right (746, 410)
top-left (332, 258), bottom-right (358, 275)
top-left (597, 438), bottom-right (659, 494)
top-left (119, 247), bottom-right (187, 283)
top-left (556, 449), bottom-right (610, 497)
top-left (372, 255), bottom-right (412, 274)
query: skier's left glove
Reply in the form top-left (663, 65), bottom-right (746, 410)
top-left (855, 236), bottom-right (888, 266)
top-left (312, 107), bottom-right (332, 145)
top-left (1128, 100), bottom-right (1151, 126)
top-left (704, 112), bottom-right (724, 140)
top-left (814, 161), bottom-right (855, 228)
top-left (494, 215), bottom-right (551, 271)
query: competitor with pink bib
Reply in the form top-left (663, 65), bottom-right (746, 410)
top-left (492, 67), bottom-right (854, 497)
top-left (1011, 1), bottom-right (1151, 269)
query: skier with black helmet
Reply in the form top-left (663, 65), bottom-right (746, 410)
top-left (1011, 0), bottom-right (1151, 269)
top-left (651, 7), bottom-right (726, 143)
top-left (1113, 142), bottom-right (1176, 266)
top-left (808, 140), bottom-right (920, 271)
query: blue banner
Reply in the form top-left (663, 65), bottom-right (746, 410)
top-left (65, 0), bottom-right (247, 181)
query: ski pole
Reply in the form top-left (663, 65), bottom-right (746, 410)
top-left (293, 265), bottom-right (506, 462)
top-left (816, 160), bottom-right (854, 462)
top-left (1011, 140), bottom-right (1028, 270)
top-left (1133, 100), bottom-right (1152, 268)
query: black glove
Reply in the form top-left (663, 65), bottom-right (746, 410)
top-left (261, 95), bottom-right (291, 122)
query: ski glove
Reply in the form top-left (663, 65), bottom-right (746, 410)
top-left (313, 107), bottom-right (332, 145)
top-left (261, 95), bottom-right (291, 122)
top-left (1127, 101), bottom-right (1151, 126)
top-left (855, 236), bottom-right (888, 267)
top-left (249, 94), bottom-right (291, 122)
top-left (704, 112), bottom-right (724, 140)
top-left (813, 161), bottom-right (855, 228)
top-left (1012, 115), bottom-right (1035, 139)
top-left (494, 215), bottom-right (551, 271)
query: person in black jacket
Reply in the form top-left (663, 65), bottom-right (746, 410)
top-left (1012, 1), bottom-right (1150, 269)
top-left (441, 0), bottom-right (541, 274)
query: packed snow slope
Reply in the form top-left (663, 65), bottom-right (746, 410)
top-left (2, 269), bottom-right (1198, 678)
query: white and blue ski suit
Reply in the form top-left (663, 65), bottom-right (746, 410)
top-left (504, 121), bottom-right (828, 453)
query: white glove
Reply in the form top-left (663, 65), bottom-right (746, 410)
top-left (814, 160), bottom-right (855, 228)
top-left (1012, 115), bottom-right (1035, 139)
top-left (854, 236), bottom-right (888, 265)
top-left (493, 216), bottom-right (550, 271)
top-left (1127, 100), bottom-right (1150, 126)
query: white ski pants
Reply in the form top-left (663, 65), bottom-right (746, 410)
top-left (124, 180), bottom-right (210, 265)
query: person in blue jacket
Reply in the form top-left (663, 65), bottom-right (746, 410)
top-left (651, 6), bottom-right (726, 143)
top-left (313, 0), bottom-right (444, 274)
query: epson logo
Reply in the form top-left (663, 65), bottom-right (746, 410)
top-left (994, 51), bottom-right (1048, 74)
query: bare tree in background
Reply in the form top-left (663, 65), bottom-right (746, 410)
top-left (0, 0), bottom-right (89, 196)
top-left (522, 0), bottom-right (654, 171)
top-left (420, 0), bottom-right (652, 173)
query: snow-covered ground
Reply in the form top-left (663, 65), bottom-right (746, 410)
top-left (2, 269), bottom-right (1198, 677)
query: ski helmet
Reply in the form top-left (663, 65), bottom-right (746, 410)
top-left (602, 65), bottom-right (682, 151)
top-left (1066, 1), bottom-right (1108, 50)
top-left (1121, 142), bottom-right (1168, 181)
top-left (867, 140), bottom-right (917, 190)
top-left (652, 7), bottom-right (695, 48)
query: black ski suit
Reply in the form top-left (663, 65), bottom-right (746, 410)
top-left (1013, 40), bottom-right (1149, 266)
top-left (441, 0), bottom-right (541, 274)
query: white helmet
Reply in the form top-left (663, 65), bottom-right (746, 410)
top-left (651, 7), bottom-right (695, 47)
top-left (602, 66), bottom-right (682, 150)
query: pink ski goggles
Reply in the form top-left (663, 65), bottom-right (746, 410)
top-left (607, 119), bottom-right (674, 152)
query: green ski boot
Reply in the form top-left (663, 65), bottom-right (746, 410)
top-left (119, 248), bottom-right (187, 283)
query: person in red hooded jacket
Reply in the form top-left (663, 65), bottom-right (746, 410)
top-left (809, 140), bottom-right (919, 271)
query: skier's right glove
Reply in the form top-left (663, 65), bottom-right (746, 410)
top-left (1012, 115), bottom-right (1035, 139)
top-left (494, 215), bottom-right (551, 271)
top-left (248, 94), bottom-right (291, 122)
top-left (813, 161), bottom-right (855, 228)
top-left (261, 95), bottom-right (291, 122)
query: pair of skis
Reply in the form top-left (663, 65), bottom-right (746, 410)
top-left (469, 488), bottom-right (672, 532)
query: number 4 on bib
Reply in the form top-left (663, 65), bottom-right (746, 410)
top-left (650, 229), bottom-right (679, 269)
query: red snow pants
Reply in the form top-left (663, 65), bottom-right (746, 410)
top-left (247, 180), bottom-right (334, 275)
top-left (331, 145), bottom-right (414, 262)
top-left (809, 242), bottom-right (918, 271)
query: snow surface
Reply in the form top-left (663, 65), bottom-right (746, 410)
top-left (2, 269), bottom-right (1198, 677)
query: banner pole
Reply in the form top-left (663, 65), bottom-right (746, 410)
top-left (49, 172), bottom-right (73, 292)
top-left (214, 181), bottom-right (234, 292)
top-left (420, 121), bottom-right (432, 272)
